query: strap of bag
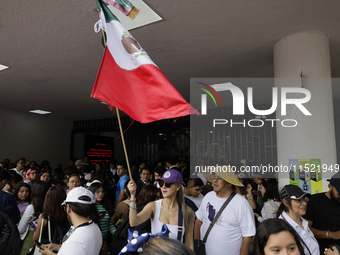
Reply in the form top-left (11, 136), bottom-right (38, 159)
top-left (202, 192), bottom-right (236, 243)
top-left (38, 217), bottom-right (44, 242)
top-left (48, 216), bottom-right (51, 243)
top-left (278, 218), bottom-right (312, 255)
top-left (177, 204), bottom-right (183, 241)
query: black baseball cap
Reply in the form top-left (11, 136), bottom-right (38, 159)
top-left (280, 185), bottom-right (311, 200)
top-left (327, 173), bottom-right (340, 193)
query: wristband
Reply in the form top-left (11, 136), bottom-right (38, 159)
top-left (130, 198), bottom-right (136, 202)
top-left (129, 204), bottom-right (136, 209)
top-left (326, 230), bottom-right (329, 239)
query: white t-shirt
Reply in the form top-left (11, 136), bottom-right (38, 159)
top-left (196, 192), bottom-right (256, 255)
top-left (184, 193), bottom-right (204, 209)
top-left (58, 221), bottom-right (102, 255)
top-left (279, 211), bottom-right (320, 255)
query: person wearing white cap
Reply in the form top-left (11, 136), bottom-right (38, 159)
top-left (39, 187), bottom-right (102, 255)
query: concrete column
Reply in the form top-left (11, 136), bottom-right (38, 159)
top-left (274, 31), bottom-right (337, 192)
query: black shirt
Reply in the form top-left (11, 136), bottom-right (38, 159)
top-left (304, 192), bottom-right (340, 252)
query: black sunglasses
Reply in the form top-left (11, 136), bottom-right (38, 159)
top-left (158, 180), bottom-right (173, 188)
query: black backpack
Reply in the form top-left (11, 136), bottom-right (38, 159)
top-left (0, 207), bottom-right (23, 255)
top-left (109, 207), bottom-right (151, 255)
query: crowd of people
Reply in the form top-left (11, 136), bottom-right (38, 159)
top-left (1, 157), bottom-right (340, 255)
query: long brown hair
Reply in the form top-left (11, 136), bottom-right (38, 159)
top-left (176, 184), bottom-right (194, 232)
top-left (42, 185), bottom-right (67, 222)
top-left (136, 185), bottom-right (160, 208)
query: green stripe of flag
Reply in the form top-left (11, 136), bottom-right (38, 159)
top-left (97, 0), bottom-right (119, 23)
top-left (117, 0), bottom-right (133, 9)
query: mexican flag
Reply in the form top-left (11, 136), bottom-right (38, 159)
top-left (91, 0), bottom-right (200, 123)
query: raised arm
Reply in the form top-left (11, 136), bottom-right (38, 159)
top-left (128, 181), bottom-right (155, 227)
top-left (246, 184), bottom-right (256, 209)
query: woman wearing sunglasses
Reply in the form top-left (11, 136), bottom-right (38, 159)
top-left (127, 169), bottom-right (195, 250)
top-left (277, 185), bottom-right (319, 255)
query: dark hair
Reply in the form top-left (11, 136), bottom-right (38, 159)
top-left (31, 181), bottom-right (50, 214)
top-left (16, 158), bottom-right (25, 164)
top-left (14, 182), bottom-right (32, 203)
top-left (117, 163), bottom-right (127, 170)
top-left (88, 182), bottom-right (113, 217)
top-left (68, 173), bottom-right (80, 181)
top-left (165, 158), bottom-right (175, 165)
top-left (40, 160), bottom-right (50, 170)
top-left (39, 170), bottom-right (52, 185)
top-left (39, 170), bottom-right (51, 178)
top-left (64, 166), bottom-right (78, 176)
top-left (187, 178), bottom-right (204, 188)
top-left (276, 198), bottom-right (293, 218)
top-left (262, 179), bottom-right (280, 203)
top-left (0, 169), bottom-right (11, 181)
top-left (67, 196), bottom-right (100, 226)
top-left (90, 170), bottom-right (106, 185)
top-left (170, 167), bottom-right (181, 172)
top-left (249, 219), bottom-right (305, 255)
top-left (140, 167), bottom-right (151, 174)
top-left (52, 167), bottom-right (64, 183)
top-left (141, 237), bottom-right (195, 255)
top-left (0, 162), bottom-right (9, 170)
top-left (137, 186), bottom-right (161, 208)
top-left (9, 170), bottom-right (23, 184)
top-left (154, 166), bottom-right (166, 177)
top-left (29, 161), bottom-right (39, 170)
top-left (95, 162), bottom-right (105, 170)
top-left (42, 185), bottom-right (67, 222)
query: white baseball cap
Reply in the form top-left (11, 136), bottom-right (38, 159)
top-left (61, 187), bottom-right (96, 205)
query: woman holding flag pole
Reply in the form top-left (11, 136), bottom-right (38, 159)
top-left (127, 169), bottom-right (195, 250)
top-left (95, 0), bottom-right (196, 250)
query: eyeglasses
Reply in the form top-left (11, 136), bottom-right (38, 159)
top-left (158, 180), bottom-right (174, 188)
top-left (294, 197), bottom-right (309, 203)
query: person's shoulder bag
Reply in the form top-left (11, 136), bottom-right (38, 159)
top-left (194, 192), bottom-right (236, 255)
top-left (32, 217), bottom-right (51, 255)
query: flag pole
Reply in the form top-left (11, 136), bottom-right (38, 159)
top-left (115, 108), bottom-right (133, 180)
top-left (99, 11), bottom-right (133, 180)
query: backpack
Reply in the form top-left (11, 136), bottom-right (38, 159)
top-left (0, 207), bottom-right (23, 255)
top-left (52, 220), bottom-right (70, 244)
top-left (109, 207), bottom-right (151, 255)
top-left (109, 217), bottom-right (130, 255)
